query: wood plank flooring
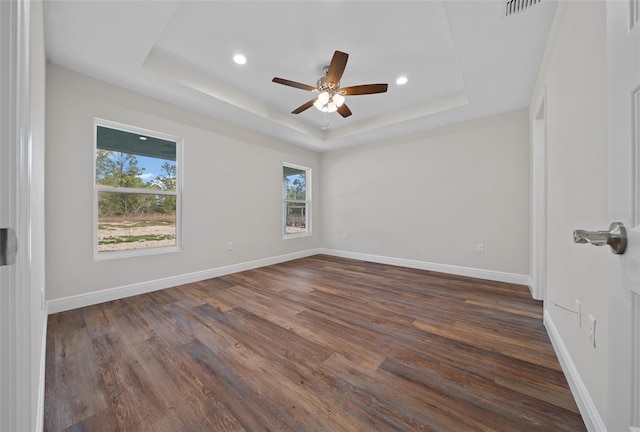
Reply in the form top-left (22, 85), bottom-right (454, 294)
top-left (44, 255), bottom-right (585, 431)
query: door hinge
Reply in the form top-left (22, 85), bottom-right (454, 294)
top-left (0, 228), bottom-right (17, 266)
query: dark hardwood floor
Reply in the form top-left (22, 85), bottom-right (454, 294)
top-left (44, 255), bottom-right (585, 431)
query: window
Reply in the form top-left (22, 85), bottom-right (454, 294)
top-left (283, 163), bottom-right (311, 237)
top-left (94, 120), bottom-right (181, 257)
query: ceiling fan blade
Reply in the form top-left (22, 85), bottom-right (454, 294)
top-left (337, 103), bottom-right (352, 118)
top-left (292, 98), bottom-right (317, 114)
top-left (272, 77), bottom-right (317, 92)
top-left (341, 83), bottom-right (389, 96)
top-left (326, 51), bottom-right (349, 88)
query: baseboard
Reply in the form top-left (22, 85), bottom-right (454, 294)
top-left (544, 310), bottom-right (606, 432)
top-left (35, 313), bottom-right (47, 432)
top-left (47, 248), bottom-right (529, 314)
top-left (47, 249), bottom-right (322, 314)
top-left (527, 276), bottom-right (537, 299)
top-left (319, 248), bottom-right (530, 286)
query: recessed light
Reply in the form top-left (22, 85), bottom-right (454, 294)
top-left (139, 136), bottom-right (147, 141)
top-left (396, 76), bottom-right (408, 85)
top-left (233, 54), bottom-right (247, 65)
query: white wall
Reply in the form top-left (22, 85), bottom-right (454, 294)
top-left (45, 65), bottom-right (321, 303)
top-left (321, 110), bottom-right (530, 278)
top-left (530, 2), bottom-right (609, 429)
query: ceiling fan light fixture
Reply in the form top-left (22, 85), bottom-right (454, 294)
top-left (317, 91), bottom-right (330, 104)
top-left (332, 93), bottom-right (345, 107)
top-left (326, 101), bottom-right (338, 113)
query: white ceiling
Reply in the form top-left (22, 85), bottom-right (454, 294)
top-left (43, 0), bottom-right (557, 152)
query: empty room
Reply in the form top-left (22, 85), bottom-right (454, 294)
top-left (1, 0), bottom-right (639, 431)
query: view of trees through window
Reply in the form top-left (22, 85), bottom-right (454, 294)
top-left (283, 164), bottom-right (309, 236)
top-left (96, 124), bottom-right (179, 254)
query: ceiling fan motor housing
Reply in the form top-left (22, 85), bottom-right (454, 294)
top-left (316, 75), bottom-right (340, 92)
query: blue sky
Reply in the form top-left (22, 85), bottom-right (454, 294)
top-left (136, 155), bottom-right (174, 182)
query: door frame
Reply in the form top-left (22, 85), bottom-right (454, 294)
top-left (633, 294), bottom-right (640, 428)
top-left (606, 1), bottom-right (640, 429)
top-left (531, 89), bottom-right (548, 301)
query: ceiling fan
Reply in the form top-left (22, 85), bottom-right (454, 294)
top-left (272, 50), bottom-right (388, 118)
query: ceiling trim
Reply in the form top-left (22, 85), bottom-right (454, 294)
top-left (326, 91), bottom-right (469, 141)
top-left (143, 50), bottom-right (325, 139)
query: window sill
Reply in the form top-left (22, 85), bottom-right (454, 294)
top-left (283, 232), bottom-right (312, 240)
top-left (94, 245), bottom-right (182, 261)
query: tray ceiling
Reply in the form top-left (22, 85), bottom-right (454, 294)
top-left (44, 0), bottom-right (557, 151)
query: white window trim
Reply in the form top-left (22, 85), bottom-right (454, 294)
top-left (93, 118), bottom-right (183, 260)
top-left (283, 162), bottom-right (311, 239)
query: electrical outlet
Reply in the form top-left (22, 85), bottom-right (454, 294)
top-left (575, 299), bottom-right (581, 327)
top-left (588, 315), bottom-right (596, 348)
top-left (227, 242), bottom-right (233, 251)
top-left (476, 243), bottom-right (485, 253)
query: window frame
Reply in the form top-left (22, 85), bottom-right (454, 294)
top-left (282, 162), bottom-right (312, 239)
top-left (93, 118), bottom-right (183, 260)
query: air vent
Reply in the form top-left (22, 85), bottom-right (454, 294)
top-left (505, 0), bottom-right (541, 16)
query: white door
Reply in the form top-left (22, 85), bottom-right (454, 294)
top-left (0, 1), bottom-right (20, 429)
top-left (607, 1), bottom-right (640, 430)
top-left (0, 1), bottom-right (38, 430)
